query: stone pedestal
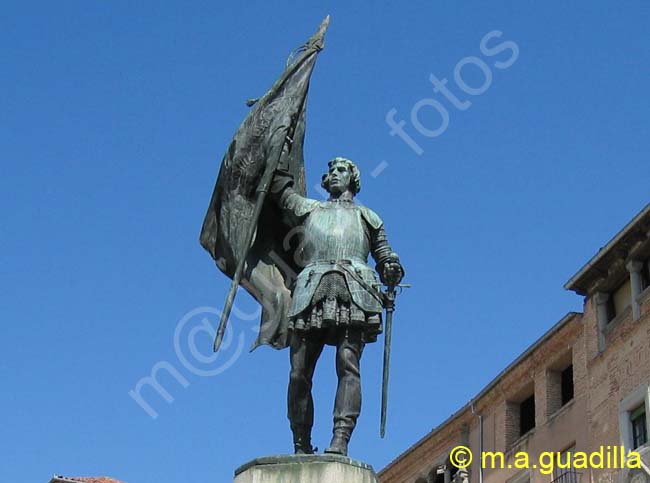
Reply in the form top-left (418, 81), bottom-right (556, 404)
top-left (234, 454), bottom-right (379, 483)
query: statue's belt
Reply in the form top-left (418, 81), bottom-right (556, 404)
top-left (304, 260), bottom-right (384, 305)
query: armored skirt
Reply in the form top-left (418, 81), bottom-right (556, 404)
top-left (289, 271), bottom-right (382, 345)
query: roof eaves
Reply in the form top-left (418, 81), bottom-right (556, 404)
top-left (564, 203), bottom-right (650, 295)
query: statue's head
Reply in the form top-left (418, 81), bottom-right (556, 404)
top-left (321, 157), bottom-right (361, 197)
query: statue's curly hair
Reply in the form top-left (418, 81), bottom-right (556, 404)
top-left (321, 157), bottom-right (361, 195)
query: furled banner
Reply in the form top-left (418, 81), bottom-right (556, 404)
top-left (200, 17), bottom-right (328, 350)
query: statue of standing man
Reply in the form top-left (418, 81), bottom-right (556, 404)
top-left (270, 158), bottom-right (403, 455)
top-left (199, 17), bottom-right (404, 457)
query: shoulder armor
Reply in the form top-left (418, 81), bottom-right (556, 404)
top-left (295, 198), bottom-right (320, 217)
top-left (358, 205), bottom-right (383, 230)
top-left (284, 191), bottom-right (320, 217)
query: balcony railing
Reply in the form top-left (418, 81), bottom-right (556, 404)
top-left (551, 470), bottom-right (581, 483)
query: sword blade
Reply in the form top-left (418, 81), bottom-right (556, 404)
top-left (380, 305), bottom-right (394, 438)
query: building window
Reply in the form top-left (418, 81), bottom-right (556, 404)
top-left (553, 446), bottom-right (577, 483)
top-left (643, 260), bottom-right (650, 290)
top-left (506, 390), bottom-right (536, 448)
top-left (547, 352), bottom-right (574, 416)
top-left (561, 365), bottom-right (574, 405)
top-left (546, 360), bottom-right (574, 417)
top-left (520, 394), bottom-right (535, 436)
top-left (606, 297), bottom-right (616, 322)
top-left (429, 463), bottom-right (457, 483)
top-left (612, 278), bottom-right (632, 320)
top-left (432, 470), bottom-right (444, 483)
top-left (619, 385), bottom-right (650, 451)
top-left (631, 404), bottom-right (648, 448)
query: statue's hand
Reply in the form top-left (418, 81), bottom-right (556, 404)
top-left (270, 170), bottom-right (294, 195)
top-left (381, 254), bottom-right (404, 287)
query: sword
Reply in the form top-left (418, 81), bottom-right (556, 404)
top-left (380, 282), bottom-right (409, 438)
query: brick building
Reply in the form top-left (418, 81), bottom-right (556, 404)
top-left (379, 204), bottom-right (650, 483)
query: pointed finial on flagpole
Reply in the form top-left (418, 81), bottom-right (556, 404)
top-left (307, 15), bottom-right (330, 50)
top-left (287, 16), bottom-right (331, 66)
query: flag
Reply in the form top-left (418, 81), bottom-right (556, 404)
top-left (200, 17), bottom-right (329, 350)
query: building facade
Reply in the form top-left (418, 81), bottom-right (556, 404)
top-left (379, 204), bottom-right (650, 483)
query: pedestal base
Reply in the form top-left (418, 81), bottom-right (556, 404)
top-left (234, 454), bottom-right (379, 483)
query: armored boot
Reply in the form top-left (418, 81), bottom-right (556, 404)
top-left (292, 425), bottom-right (317, 454)
top-left (324, 426), bottom-right (351, 456)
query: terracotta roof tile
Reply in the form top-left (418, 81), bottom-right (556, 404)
top-left (54, 477), bottom-right (125, 483)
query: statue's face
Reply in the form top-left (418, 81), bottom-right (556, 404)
top-left (327, 161), bottom-right (352, 195)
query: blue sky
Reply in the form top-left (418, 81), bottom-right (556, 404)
top-left (2, 1), bottom-right (649, 482)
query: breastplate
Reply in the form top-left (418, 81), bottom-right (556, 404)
top-left (299, 202), bottom-right (370, 265)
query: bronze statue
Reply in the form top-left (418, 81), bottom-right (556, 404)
top-left (199, 17), bottom-right (404, 457)
top-left (271, 157), bottom-right (403, 455)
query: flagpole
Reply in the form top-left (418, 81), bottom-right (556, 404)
top-left (213, 126), bottom-right (290, 353)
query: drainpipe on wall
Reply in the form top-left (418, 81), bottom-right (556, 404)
top-left (471, 402), bottom-right (484, 483)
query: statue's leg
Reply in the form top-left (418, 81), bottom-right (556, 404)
top-left (325, 329), bottom-right (365, 456)
top-left (288, 331), bottom-right (325, 454)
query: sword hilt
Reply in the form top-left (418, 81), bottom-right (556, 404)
top-left (382, 283), bottom-right (410, 310)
